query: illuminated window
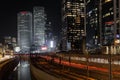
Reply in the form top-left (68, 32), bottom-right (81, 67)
top-left (66, 2), bottom-right (71, 8)
top-left (95, 13), bottom-right (97, 17)
top-left (87, 0), bottom-right (90, 4)
top-left (103, 12), bottom-right (111, 18)
top-left (111, 12), bottom-right (113, 15)
top-left (105, 0), bottom-right (111, 3)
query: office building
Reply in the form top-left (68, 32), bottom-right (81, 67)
top-left (33, 7), bottom-right (46, 48)
top-left (101, 0), bottom-right (120, 54)
top-left (17, 11), bottom-right (32, 53)
top-left (86, 0), bottom-right (100, 48)
top-left (62, 0), bottom-right (86, 52)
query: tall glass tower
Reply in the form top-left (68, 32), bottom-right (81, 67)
top-left (17, 11), bottom-right (32, 53)
top-left (86, 0), bottom-right (100, 46)
top-left (101, 0), bottom-right (120, 54)
top-left (33, 7), bottom-right (46, 47)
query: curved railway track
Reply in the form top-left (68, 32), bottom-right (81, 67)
top-left (31, 57), bottom-right (95, 80)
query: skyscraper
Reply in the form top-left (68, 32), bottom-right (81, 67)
top-left (17, 11), bottom-right (32, 53)
top-left (86, 0), bottom-right (100, 47)
top-left (62, 0), bottom-right (86, 52)
top-left (101, 0), bottom-right (120, 45)
top-left (33, 7), bottom-right (46, 48)
top-left (101, 0), bottom-right (120, 54)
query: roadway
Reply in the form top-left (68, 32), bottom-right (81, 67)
top-left (2, 53), bottom-right (120, 80)
top-left (33, 54), bottom-right (120, 80)
top-left (30, 55), bottom-right (95, 80)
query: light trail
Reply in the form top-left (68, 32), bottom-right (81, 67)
top-left (40, 55), bottom-right (120, 75)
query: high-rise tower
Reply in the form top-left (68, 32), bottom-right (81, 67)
top-left (17, 11), bottom-right (32, 53)
top-left (62, 0), bottom-right (86, 52)
top-left (101, 0), bottom-right (120, 54)
top-left (86, 0), bottom-right (100, 47)
top-left (33, 7), bottom-right (46, 48)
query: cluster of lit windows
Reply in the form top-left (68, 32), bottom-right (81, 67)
top-left (90, 18), bottom-right (98, 23)
top-left (86, 5), bottom-right (99, 30)
top-left (69, 36), bottom-right (80, 40)
top-left (66, 12), bottom-right (76, 17)
top-left (66, 2), bottom-right (71, 8)
top-left (65, 0), bottom-right (85, 43)
top-left (66, 1), bottom-right (85, 17)
top-left (93, 35), bottom-right (98, 39)
top-left (68, 29), bottom-right (84, 40)
top-left (70, 29), bottom-right (80, 32)
top-left (80, 3), bottom-right (84, 7)
top-left (89, 20), bottom-right (98, 28)
top-left (105, 0), bottom-right (111, 3)
top-left (104, 24), bottom-right (114, 44)
top-left (88, 8), bottom-right (98, 17)
top-left (72, 3), bottom-right (80, 15)
top-left (80, 14), bottom-right (84, 18)
top-left (103, 12), bottom-right (113, 18)
top-left (70, 31), bottom-right (78, 34)
top-left (69, 29), bottom-right (84, 32)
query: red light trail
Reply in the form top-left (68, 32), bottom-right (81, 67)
top-left (40, 55), bottom-right (120, 75)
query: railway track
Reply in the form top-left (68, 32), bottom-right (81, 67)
top-left (31, 57), bottom-right (96, 80)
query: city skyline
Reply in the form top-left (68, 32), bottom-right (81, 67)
top-left (0, 0), bottom-right (61, 42)
top-left (0, 1), bottom-right (120, 80)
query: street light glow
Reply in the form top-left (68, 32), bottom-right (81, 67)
top-left (14, 47), bottom-right (20, 52)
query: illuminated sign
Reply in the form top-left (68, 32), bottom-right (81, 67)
top-left (41, 46), bottom-right (47, 50)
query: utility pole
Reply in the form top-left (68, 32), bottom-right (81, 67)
top-left (108, 45), bottom-right (112, 80)
top-left (86, 50), bottom-right (89, 80)
top-left (99, 0), bottom-right (102, 45)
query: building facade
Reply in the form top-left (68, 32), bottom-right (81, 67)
top-left (4, 36), bottom-right (17, 50)
top-left (86, 0), bottom-right (100, 48)
top-left (62, 0), bottom-right (86, 52)
top-left (33, 7), bottom-right (46, 48)
top-left (86, 0), bottom-right (120, 54)
top-left (101, 0), bottom-right (120, 54)
top-left (17, 11), bottom-right (32, 53)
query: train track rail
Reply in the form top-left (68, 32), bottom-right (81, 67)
top-left (31, 57), bottom-right (95, 80)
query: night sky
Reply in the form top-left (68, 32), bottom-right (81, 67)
top-left (0, 0), bottom-right (61, 42)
